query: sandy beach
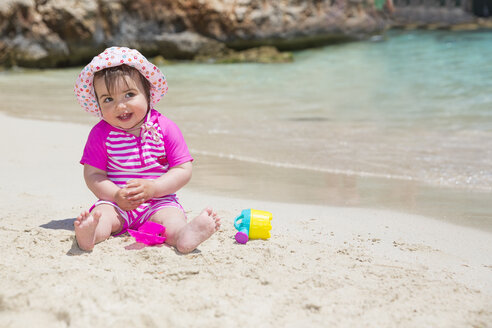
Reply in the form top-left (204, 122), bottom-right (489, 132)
top-left (0, 112), bottom-right (491, 327)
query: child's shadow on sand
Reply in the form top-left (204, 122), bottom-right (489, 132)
top-left (40, 218), bottom-right (75, 231)
top-left (39, 218), bottom-right (87, 256)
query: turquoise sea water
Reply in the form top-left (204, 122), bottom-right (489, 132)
top-left (1, 29), bottom-right (491, 228)
top-left (166, 30), bottom-right (492, 192)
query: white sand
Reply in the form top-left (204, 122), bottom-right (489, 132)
top-left (0, 113), bottom-right (491, 327)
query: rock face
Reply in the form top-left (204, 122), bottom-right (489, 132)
top-left (0, 0), bottom-right (388, 68)
top-left (391, 6), bottom-right (476, 27)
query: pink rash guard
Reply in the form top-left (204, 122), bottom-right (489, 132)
top-left (80, 109), bottom-right (193, 234)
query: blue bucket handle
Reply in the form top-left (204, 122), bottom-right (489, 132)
top-left (234, 214), bottom-right (243, 230)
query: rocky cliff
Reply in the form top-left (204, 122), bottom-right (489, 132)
top-left (0, 0), bottom-right (388, 68)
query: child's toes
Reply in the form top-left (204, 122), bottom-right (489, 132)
top-left (93, 211), bottom-right (102, 222)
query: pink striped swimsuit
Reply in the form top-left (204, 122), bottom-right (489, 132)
top-left (80, 109), bottom-right (193, 235)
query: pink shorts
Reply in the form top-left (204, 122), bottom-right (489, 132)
top-left (90, 195), bottom-right (185, 236)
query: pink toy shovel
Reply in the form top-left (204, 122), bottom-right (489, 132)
top-left (128, 221), bottom-right (166, 246)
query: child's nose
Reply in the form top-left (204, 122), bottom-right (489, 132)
top-left (116, 100), bottom-right (127, 110)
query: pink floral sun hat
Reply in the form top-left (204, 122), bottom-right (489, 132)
top-left (74, 46), bottom-right (168, 118)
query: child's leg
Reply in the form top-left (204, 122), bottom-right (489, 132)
top-left (150, 207), bottom-right (221, 254)
top-left (74, 204), bottom-right (124, 251)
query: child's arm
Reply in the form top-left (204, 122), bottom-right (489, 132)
top-left (124, 161), bottom-right (193, 203)
top-left (84, 164), bottom-right (141, 211)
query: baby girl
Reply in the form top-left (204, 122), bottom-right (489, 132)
top-left (73, 47), bottom-right (220, 252)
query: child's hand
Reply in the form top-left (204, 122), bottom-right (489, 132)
top-left (114, 188), bottom-right (141, 211)
top-left (124, 179), bottom-right (156, 204)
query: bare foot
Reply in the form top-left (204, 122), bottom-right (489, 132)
top-left (176, 207), bottom-right (221, 254)
top-left (74, 210), bottom-right (101, 251)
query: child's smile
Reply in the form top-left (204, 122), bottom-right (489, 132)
top-left (117, 112), bottom-right (133, 121)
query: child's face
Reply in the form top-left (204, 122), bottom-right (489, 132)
top-left (94, 74), bottom-right (149, 130)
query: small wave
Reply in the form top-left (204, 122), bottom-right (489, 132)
top-left (287, 117), bottom-right (331, 122)
top-left (207, 129), bottom-right (231, 135)
top-left (191, 149), bottom-right (415, 181)
top-left (191, 149), bottom-right (492, 193)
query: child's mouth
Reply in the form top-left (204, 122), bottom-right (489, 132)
top-left (118, 113), bottom-right (133, 121)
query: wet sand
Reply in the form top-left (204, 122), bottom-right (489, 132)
top-left (0, 113), bottom-right (491, 327)
top-left (190, 152), bottom-right (492, 232)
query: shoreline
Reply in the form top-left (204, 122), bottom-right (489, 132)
top-left (0, 113), bottom-right (491, 326)
top-left (1, 108), bottom-right (491, 233)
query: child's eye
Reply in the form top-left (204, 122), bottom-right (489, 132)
top-left (103, 97), bottom-right (113, 103)
top-left (126, 92), bottom-right (136, 98)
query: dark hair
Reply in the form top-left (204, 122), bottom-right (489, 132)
top-left (93, 64), bottom-right (152, 106)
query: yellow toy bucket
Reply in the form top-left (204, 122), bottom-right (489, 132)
top-left (249, 209), bottom-right (272, 239)
top-left (234, 209), bottom-right (272, 244)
